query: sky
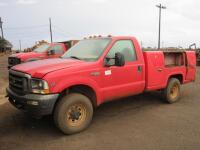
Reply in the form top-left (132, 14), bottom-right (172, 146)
top-left (0, 0), bottom-right (200, 49)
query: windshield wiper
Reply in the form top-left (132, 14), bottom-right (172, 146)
top-left (69, 56), bottom-right (81, 60)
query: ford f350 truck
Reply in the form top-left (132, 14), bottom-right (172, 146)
top-left (8, 40), bottom-right (79, 68)
top-left (6, 36), bottom-right (196, 134)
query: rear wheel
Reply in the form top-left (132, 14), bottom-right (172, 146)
top-left (54, 93), bottom-right (93, 134)
top-left (162, 78), bottom-right (181, 103)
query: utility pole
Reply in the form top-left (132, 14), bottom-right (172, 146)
top-left (0, 17), bottom-right (4, 39)
top-left (156, 4), bottom-right (166, 50)
top-left (49, 18), bottom-right (53, 43)
top-left (19, 40), bottom-right (21, 51)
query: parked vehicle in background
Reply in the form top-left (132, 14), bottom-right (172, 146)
top-left (6, 36), bottom-right (196, 135)
top-left (8, 40), bottom-right (79, 68)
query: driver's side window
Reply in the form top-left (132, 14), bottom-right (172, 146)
top-left (49, 45), bottom-right (63, 54)
top-left (106, 40), bottom-right (137, 65)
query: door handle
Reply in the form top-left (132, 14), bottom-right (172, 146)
top-left (137, 66), bottom-right (142, 72)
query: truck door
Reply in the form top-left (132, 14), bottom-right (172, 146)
top-left (185, 51), bottom-right (196, 81)
top-left (101, 40), bottom-right (145, 101)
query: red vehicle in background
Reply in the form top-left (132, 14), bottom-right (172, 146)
top-left (6, 36), bottom-right (196, 134)
top-left (8, 40), bottom-right (79, 68)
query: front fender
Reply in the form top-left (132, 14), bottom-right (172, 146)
top-left (46, 76), bottom-right (102, 105)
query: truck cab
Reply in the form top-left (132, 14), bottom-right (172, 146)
top-left (6, 36), bottom-right (196, 135)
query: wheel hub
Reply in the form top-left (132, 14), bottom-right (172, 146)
top-left (70, 111), bottom-right (81, 120)
top-left (66, 103), bottom-right (87, 127)
top-left (170, 83), bottom-right (179, 99)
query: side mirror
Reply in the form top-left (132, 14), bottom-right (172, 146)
top-left (104, 52), bottom-right (125, 67)
top-left (115, 52), bottom-right (125, 66)
top-left (47, 49), bottom-right (55, 55)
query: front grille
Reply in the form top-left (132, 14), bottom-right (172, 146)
top-left (8, 57), bottom-right (21, 66)
top-left (9, 70), bottom-right (30, 95)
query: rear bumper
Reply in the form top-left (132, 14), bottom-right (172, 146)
top-left (6, 87), bottom-right (59, 117)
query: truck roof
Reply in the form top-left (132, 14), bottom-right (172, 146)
top-left (83, 36), bottom-right (138, 41)
top-left (143, 49), bottom-right (192, 53)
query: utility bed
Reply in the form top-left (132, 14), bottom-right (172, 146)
top-left (143, 50), bottom-right (196, 91)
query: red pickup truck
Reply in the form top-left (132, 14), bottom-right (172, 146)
top-left (6, 36), bottom-right (196, 134)
top-left (8, 40), bottom-right (78, 68)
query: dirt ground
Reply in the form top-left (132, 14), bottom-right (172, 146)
top-left (0, 55), bottom-right (200, 150)
top-left (0, 54), bottom-right (8, 105)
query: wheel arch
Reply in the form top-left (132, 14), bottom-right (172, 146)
top-left (53, 84), bottom-right (98, 114)
top-left (168, 74), bottom-right (183, 84)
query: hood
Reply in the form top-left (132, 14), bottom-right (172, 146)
top-left (10, 52), bottom-right (44, 61)
top-left (12, 58), bottom-right (85, 78)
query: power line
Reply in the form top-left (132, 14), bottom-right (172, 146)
top-left (52, 27), bottom-right (69, 37)
top-left (52, 25), bottom-right (79, 37)
top-left (6, 30), bottom-right (48, 39)
top-left (53, 25), bottom-right (68, 33)
top-left (4, 24), bottom-right (48, 30)
top-left (4, 23), bottom-right (78, 39)
top-left (3, 21), bottom-right (80, 48)
top-left (5, 29), bottom-right (48, 36)
top-left (7, 34), bottom-right (49, 41)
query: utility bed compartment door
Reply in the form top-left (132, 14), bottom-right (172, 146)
top-left (143, 51), bottom-right (165, 90)
top-left (185, 51), bottom-right (196, 81)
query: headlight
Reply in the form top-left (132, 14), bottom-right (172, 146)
top-left (31, 79), bottom-right (49, 94)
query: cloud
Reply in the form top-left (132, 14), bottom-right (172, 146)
top-left (16, 0), bottom-right (38, 5)
top-left (0, 2), bottom-right (7, 6)
top-left (71, 0), bottom-right (107, 5)
top-left (91, 0), bottom-right (107, 3)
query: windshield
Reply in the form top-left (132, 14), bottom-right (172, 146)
top-left (62, 39), bottom-right (111, 61)
top-left (33, 44), bottom-right (50, 53)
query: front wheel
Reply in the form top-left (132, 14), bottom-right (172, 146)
top-left (162, 78), bottom-right (181, 103)
top-left (54, 93), bottom-right (93, 134)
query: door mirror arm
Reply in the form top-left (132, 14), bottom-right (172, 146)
top-left (104, 52), bottom-right (125, 67)
top-left (104, 57), bottom-right (114, 67)
top-left (47, 49), bottom-right (56, 55)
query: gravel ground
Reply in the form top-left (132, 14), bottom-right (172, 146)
top-left (0, 55), bottom-right (200, 150)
